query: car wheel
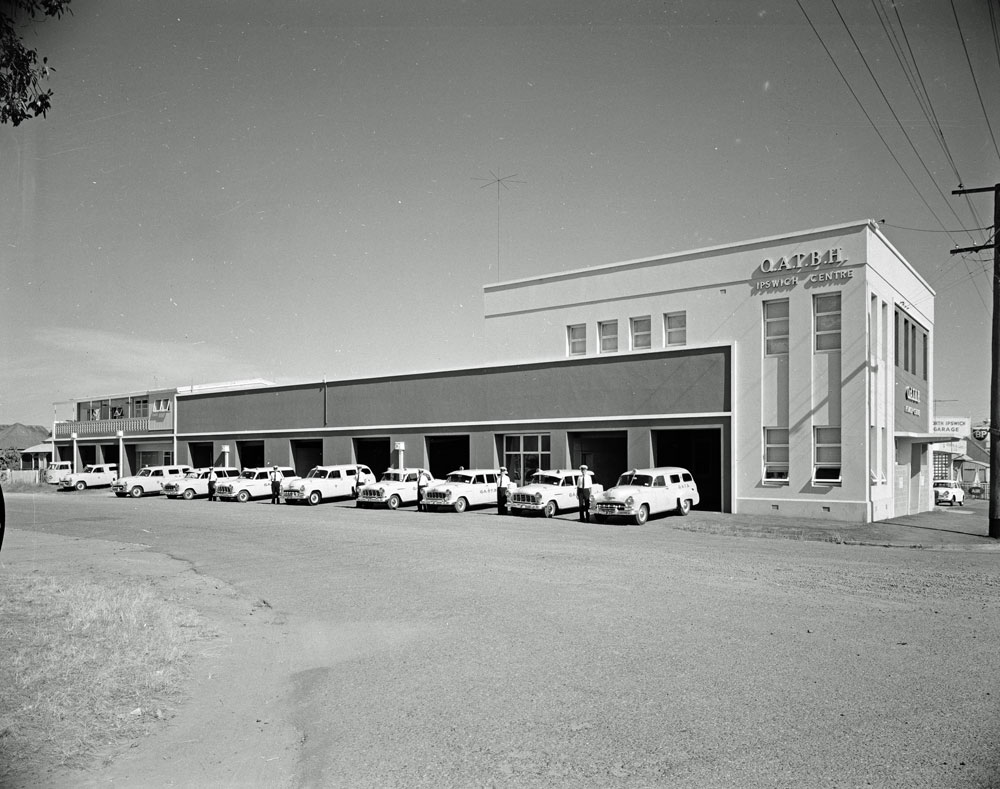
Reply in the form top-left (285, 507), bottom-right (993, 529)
top-left (454, 497), bottom-right (469, 513)
top-left (387, 494), bottom-right (401, 510)
top-left (236, 490), bottom-right (251, 503)
top-left (676, 498), bottom-right (692, 516)
top-left (182, 488), bottom-right (195, 500)
top-left (543, 500), bottom-right (558, 518)
top-left (308, 491), bottom-right (322, 506)
top-left (75, 481), bottom-right (86, 491)
top-left (634, 504), bottom-right (649, 525)
top-left (129, 486), bottom-right (143, 498)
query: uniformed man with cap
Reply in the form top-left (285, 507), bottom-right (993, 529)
top-left (496, 466), bottom-right (511, 514)
top-left (577, 464), bottom-right (593, 522)
top-left (270, 465), bottom-right (281, 504)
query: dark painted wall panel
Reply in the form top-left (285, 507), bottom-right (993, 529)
top-left (178, 348), bottom-right (731, 434)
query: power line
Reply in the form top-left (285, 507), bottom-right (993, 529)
top-left (950, 0), bottom-right (1000, 163)
top-left (830, 0), bottom-right (981, 245)
top-left (880, 221), bottom-right (992, 234)
top-left (796, 1), bottom-right (955, 243)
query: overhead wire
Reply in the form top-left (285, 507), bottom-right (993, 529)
top-left (794, 1), bottom-right (958, 247)
top-left (829, 0), bottom-right (979, 247)
top-left (879, 0), bottom-right (984, 231)
top-left (879, 0), bottom-right (991, 311)
top-left (950, 0), bottom-right (1000, 163)
top-left (808, 0), bottom-right (993, 314)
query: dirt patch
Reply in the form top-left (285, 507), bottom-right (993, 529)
top-left (1, 530), bottom-right (302, 788)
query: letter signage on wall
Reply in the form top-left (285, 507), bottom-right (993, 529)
top-left (753, 248), bottom-right (850, 294)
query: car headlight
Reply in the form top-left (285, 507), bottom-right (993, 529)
top-left (533, 492), bottom-right (543, 504)
top-left (443, 488), bottom-right (453, 500)
top-left (625, 495), bottom-right (635, 508)
top-left (377, 487), bottom-right (385, 496)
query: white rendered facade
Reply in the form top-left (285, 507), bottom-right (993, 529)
top-left (483, 220), bottom-right (939, 523)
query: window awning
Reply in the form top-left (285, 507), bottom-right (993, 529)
top-left (896, 432), bottom-right (957, 444)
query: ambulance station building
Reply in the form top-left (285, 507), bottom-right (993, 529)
top-left (52, 220), bottom-right (939, 523)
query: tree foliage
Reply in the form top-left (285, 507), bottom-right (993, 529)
top-left (0, 0), bottom-right (71, 126)
top-left (0, 447), bottom-right (23, 470)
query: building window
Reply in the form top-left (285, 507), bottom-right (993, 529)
top-left (567, 324), bottom-right (586, 356)
top-left (630, 316), bottom-right (651, 350)
top-left (763, 299), bottom-right (789, 355)
top-left (132, 398), bottom-right (149, 418)
top-left (894, 311), bottom-right (899, 366)
top-left (153, 399), bottom-right (171, 412)
top-left (922, 332), bottom-right (928, 380)
top-left (814, 426), bottom-right (842, 484)
top-left (764, 427), bottom-right (789, 484)
top-left (814, 293), bottom-right (841, 351)
top-left (503, 434), bottom-right (551, 485)
top-left (664, 311), bottom-right (687, 346)
top-left (599, 320), bottom-right (618, 353)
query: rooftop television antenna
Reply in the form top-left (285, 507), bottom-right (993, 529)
top-left (473, 169), bottom-right (524, 281)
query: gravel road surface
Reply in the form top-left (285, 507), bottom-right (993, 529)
top-left (3, 490), bottom-right (999, 788)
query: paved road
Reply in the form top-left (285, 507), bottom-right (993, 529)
top-left (4, 490), bottom-right (1000, 788)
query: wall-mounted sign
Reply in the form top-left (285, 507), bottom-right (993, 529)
top-left (760, 248), bottom-right (846, 273)
top-left (752, 248), bottom-right (850, 293)
top-left (905, 386), bottom-right (921, 403)
top-left (973, 427), bottom-right (990, 441)
top-left (932, 417), bottom-right (969, 453)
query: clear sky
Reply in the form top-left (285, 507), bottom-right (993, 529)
top-left (1, 0), bottom-right (997, 428)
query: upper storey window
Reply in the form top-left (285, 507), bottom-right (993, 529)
top-left (814, 293), bottom-right (841, 352)
top-left (763, 300), bottom-right (789, 356)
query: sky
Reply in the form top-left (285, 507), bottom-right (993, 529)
top-left (1, 0), bottom-right (998, 428)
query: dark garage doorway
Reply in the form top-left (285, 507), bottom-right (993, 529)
top-left (291, 439), bottom-right (323, 476)
top-left (654, 428), bottom-right (724, 512)
top-left (568, 431), bottom-right (627, 490)
top-left (237, 440), bottom-right (265, 469)
top-left (426, 435), bottom-right (470, 480)
top-left (101, 444), bottom-right (120, 467)
top-left (188, 442), bottom-right (214, 469)
top-left (355, 437), bottom-right (391, 479)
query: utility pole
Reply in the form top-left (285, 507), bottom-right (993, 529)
top-left (951, 183), bottom-right (999, 538)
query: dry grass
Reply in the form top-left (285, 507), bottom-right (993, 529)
top-left (0, 571), bottom-right (212, 781)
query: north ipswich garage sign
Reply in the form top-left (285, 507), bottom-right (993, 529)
top-left (752, 248), bottom-right (851, 293)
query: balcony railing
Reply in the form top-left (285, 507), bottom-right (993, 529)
top-left (55, 417), bottom-right (151, 438)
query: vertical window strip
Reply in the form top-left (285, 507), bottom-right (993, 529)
top-left (814, 293), bottom-right (842, 351)
top-left (763, 299), bottom-right (789, 355)
top-left (814, 426), bottom-right (842, 483)
top-left (764, 427), bottom-right (789, 483)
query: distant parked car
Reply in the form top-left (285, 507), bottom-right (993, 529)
top-left (423, 469), bottom-right (514, 513)
top-left (591, 467), bottom-right (700, 525)
top-left (164, 467), bottom-right (241, 500)
top-left (58, 463), bottom-right (117, 491)
top-left (934, 480), bottom-right (965, 507)
top-left (281, 464), bottom-right (375, 505)
top-left (508, 469), bottom-right (604, 517)
top-left (45, 461), bottom-right (74, 484)
top-left (356, 468), bottom-right (434, 509)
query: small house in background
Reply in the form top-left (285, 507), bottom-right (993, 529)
top-left (0, 424), bottom-right (52, 470)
